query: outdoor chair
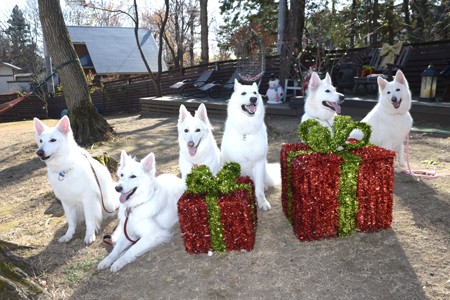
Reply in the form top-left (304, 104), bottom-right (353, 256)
top-left (169, 69), bottom-right (214, 97)
top-left (199, 70), bottom-right (241, 98)
top-left (352, 44), bottom-right (413, 95)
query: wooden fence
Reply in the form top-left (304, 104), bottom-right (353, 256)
top-left (1, 39), bottom-right (450, 122)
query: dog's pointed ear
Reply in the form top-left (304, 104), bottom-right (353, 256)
top-left (141, 152), bottom-right (156, 176)
top-left (195, 103), bottom-right (211, 127)
top-left (377, 76), bottom-right (388, 91)
top-left (56, 115), bottom-right (72, 134)
top-left (325, 73), bottom-right (332, 84)
top-left (309, 72), bottom-right (321, 90)
top-left (252, 82), bottom-right (259, 91)
top-left (33, 117), bottom-right (47, 136)
top-left (394, 70), bottom-right (408, 87)
top-left (178, 104), bottom-right (190, 126)
top-left (234, 79), bottom-right (240, 92)
top-left (119, 149), bottom-right (128, 169)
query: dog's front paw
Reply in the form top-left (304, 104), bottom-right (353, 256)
top-left (110, 259), bottom-right (126, 272)
top-left (394, 168), bottom-right (402, 174)
top-left (84, 234), bottom-right (96, 244)
top-left (98, 257), bottom-right (113, 270)
top-left (399, 160), bottom-right (405, 167)
top-left (58, 234), bottom-right (73, 243)
top-left (258, 199), bottom-right (271, 211)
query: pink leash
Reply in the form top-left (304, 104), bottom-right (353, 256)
top-left (401, 134), bottom-right (450, 178)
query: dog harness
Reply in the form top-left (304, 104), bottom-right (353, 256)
top-left (58, 168), bottom-right (73, 181)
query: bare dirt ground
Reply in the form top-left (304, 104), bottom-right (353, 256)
top-left (1, 111), bottom-right (450, 300)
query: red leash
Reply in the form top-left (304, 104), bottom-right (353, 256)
top-left (123, 208), bottom-right (140, 245)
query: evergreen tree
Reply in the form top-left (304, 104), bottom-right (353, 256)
top-left (4, 5), bottom-right (43, 74)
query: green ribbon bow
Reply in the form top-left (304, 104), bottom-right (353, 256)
top-left (287, 115), bottom-right (372, 236)
top-left (185, 162), bottom-right (256, 252)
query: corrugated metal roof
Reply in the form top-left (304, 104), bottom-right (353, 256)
top-left (67, 26), bottom-right (167, 75)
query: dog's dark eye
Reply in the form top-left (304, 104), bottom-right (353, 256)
top-left (253, 91), bottom-right (257, 95)
top-left (184, 129), bottom-right (189, 133)
top-left (325, 90), bottom-right (330, 93)
top-left (396, 88), bottom-right (400, 91)
top-left (195, 128), bottom-right (200, 132)
top-left (241, 92), bottom-right (247, 96)
top-left (50, 139), bottom-right (56, 142)
top-left (120, 174), bottom-right (123, 177)
top-left (387, 91), bottom-right (391, 94)
top-left (131, 175), bottom-right (136, 178)
top-left (39, 139), bottom-right (42, 143)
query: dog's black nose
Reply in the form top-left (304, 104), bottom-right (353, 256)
top-left (391, 96), bottom-right (398, 102)
top-left (36, 149), bottom-right (45, 158)
top-left (115, 186), bottom-right (123, 192)
top-left (250, 97), bottom-right (257, 104)
top-left (188, 141), bottom-right (194, 147)
top-left (338, 95), bottom-right (345, 104)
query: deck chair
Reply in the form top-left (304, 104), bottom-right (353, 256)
top-left (169, 69), bottom-right (213, 97)
top-left (353, 44), bottom-right (413, 94)
top-left (199, 70), bottom-right (241, 98)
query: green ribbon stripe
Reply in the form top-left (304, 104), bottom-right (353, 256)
top-left (286, 115), bottom-right (372, 237)
top-left (185, 162), bottom-right (256, 252)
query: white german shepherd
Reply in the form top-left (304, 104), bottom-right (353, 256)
top-left (351, 70), bottom-right (413, 168)
top-left (221, 80), bottom-right (281, 211)
top-left (33, 116), bottom-right (119, 244)
top-left (178, 104), bottom-right (221, 180)
top-left (98, 150), bottom-right (185, 272)
top-left (301, 72), bottom-right (345, 131)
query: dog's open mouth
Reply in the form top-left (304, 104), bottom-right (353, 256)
top-left (392, 99), bottom-right (402, 109)
top-left (119, 187), bottom-right (137, 203)
top-left (322, 101), bottom-right (342, 114)
top-left (39, 155), bottom-right (51, 161)
top-left (188, 138), bottom-right (201, 156)
top-left (242, 104), bottom-right (257, 115)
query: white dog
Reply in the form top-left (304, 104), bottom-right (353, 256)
top-left (178, 104), bottom-right (221, 180)
top-left (352, 70), bottom-right (413, 168)
top-left (98, 150), bottom-right (185, 272)
top-left (301, 72), bottom-right (345, 131)
top-left (33, 116), bottom-right (119, 244)
top-left (221, 80), bottom-right (281, 211)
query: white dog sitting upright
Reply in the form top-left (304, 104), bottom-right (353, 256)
top-left (301, 72), bottom-right (345, 131)
top-left (221, 80), bottom-right (281, 211)
top-left (178, 103), bottom-right (221, 180)
top-left (33, 116), bottom-right (119, 244)
top-left (98, 150), bottom-right (185, 272)
top-left (352, 70), bottom-right (413, 168)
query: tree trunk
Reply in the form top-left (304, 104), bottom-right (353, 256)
top-left (200, 0), bottom-right (209, 64)
top-left (38, 0), bottom-right (114, 147)
top-left (279, 0), bottom-right (305, 84)
top-left (403, 0), bottom-right (411, 37)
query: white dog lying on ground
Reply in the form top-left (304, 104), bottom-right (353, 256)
top-left (98, 150), bottom-right (185, 272)
top-left (33, 116), bottom-right (119, 244)
top-left (351, 70), bottom-right (413, 169)
top-left (220, 80), bottom-right (281, 211)
top-left (177, 103), bottom-right (221, 180)
top-left (301, 72), bottom-right (345, 131)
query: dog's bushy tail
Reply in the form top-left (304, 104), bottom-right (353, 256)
top-left (265, 163), bottom-right (282, 187)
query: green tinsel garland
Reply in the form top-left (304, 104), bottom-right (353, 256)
top-left (185, 162), bottom-right (256, 252)
top-left (286, 115), bottom-right (372, 236)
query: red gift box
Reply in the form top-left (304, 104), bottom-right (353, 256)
top-left (281, 117), bottom-right (396, 241)
top-left (178, 171), bottom-right (257, 254)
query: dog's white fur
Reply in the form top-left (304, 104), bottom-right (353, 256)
top-left (98, 150), bottom-right (185, 272)
top-left (178, 104), bottom-right (221, 180)
top-left (301, 72), bottom-right (345, 131)
top-left (351, 70), bottom-right (413, 168)
top-left (33, 116), bottom-right (119, 244)
top-left (221, 79), bottom-right (281, 211)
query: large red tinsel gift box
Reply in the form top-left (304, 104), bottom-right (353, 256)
top-left (280, 116), bottom-right (396, 242)
top-left (178, 162), bottom-right (257, 254)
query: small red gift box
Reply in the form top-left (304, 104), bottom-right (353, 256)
top-left (281, 116), bottom-right (396, 241)
top-left (178, 163), bottom-right (257, 254)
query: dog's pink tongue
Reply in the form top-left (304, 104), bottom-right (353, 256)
top-left (119, 192), bottom-right (130, 203)
top-left (393, 101), bottom-right (400, 108)
top-left (189, 147), bottom-right (197, 155)
top-left (331, 102), bottom-right (341, 114)
top-left (247, 105), bottom-right (257, 113)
